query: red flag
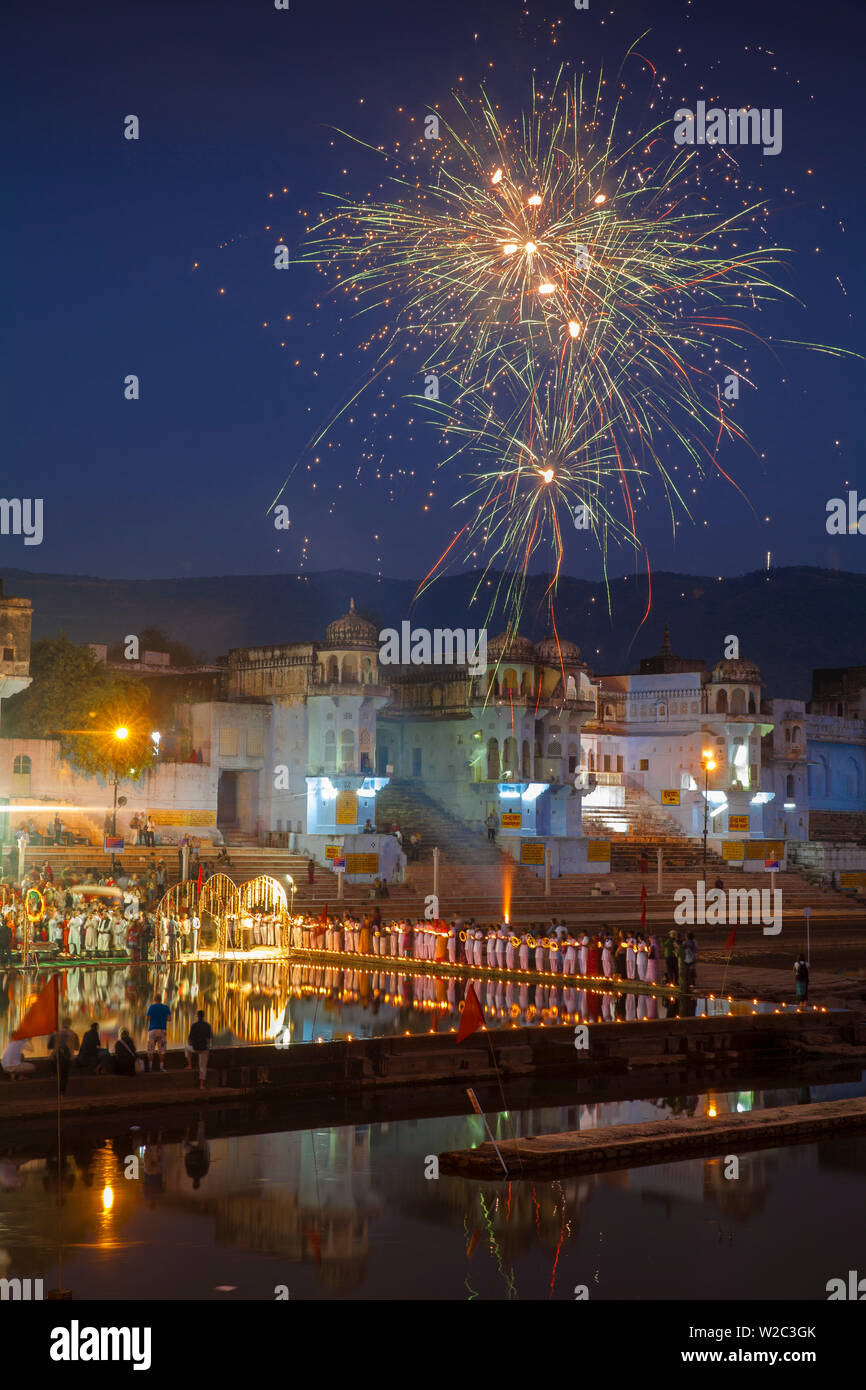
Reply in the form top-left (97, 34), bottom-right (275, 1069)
top-left (724, 924), bottom-right (738, 951)
top-left (457, 983), bottom-right (485, 1043)
top-left (12, 975), bottom-right (59, 1040)
top-left (196, 865), bottom-right (203, 893)
top-left (640, 882), bottom-right (647, 900)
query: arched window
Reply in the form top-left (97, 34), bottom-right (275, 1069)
top-left (521, 670), bottom-right (533, 698)
top-left (786, 773), bottom-right (795, 799)
top-left (716, 688), bottom-right (728, 714)
top-left (548, 740), bottom-right (562, 758)
top-left (323, 729), bottom-right (336, 771)
top-left (730, 687), bottom-right (746, 715)
top-left (326, 657), bottom-right (339, 683)
top-left (486, 737), bottom-right (500, 781)
top-left (521, 739), bottom-right (531, 778)
top-left (339, 727), bottom-right (355, 771)
top-left (12, 753), bottom-right (31, 794)
top-left (566, 675), bottom-right (577, 700)
top-left (748, 693), bottom-right (756, 714)
top-left (362, 657), bottom-right (373, 684)
top-left (503, 736), bottom-right (519, 775)
top-left (568, 741), bottom-right (579, 774)
top-left (844, 756), bottom-right (862, 801)
top-left (792, 725), bottom-right (802, 745)
top-left (656, 703), bottom-right (667, 721)
top-left (341, 657), bottom-right (357, 684)
top-left (502, 668), bottom-right (518, 695)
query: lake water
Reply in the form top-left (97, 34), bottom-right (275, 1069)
top-left (1, 1078), bottom-right (863, 1301)
top-left (0, 960), bottom-right (801, 1058)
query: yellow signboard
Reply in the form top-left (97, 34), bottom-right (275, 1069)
top-left (587, 840), bottom-right (611, 862)
top-left (722, 841), bottom-right (745, 860)
top-left (744, 840), bottom-right (784, 861)
top-left (501, 812), bottom-right (522, 829)
top-left (335, 791), bottom-right (358, 826)
top-left (839, 871), bottom-right (866, 890)
top-left (325, 844), bottom-right (342, 861)
top-left (346, 853), bottom-right (378, 875)
top-left (148, 810), bottom-right (187, 826)
top-left (728, 815), bottom-right (749, 832)
top-left (661, 789), bottom-right (680, 806)
top-left (520, 841), bottom-right (545, 865)
top-left (188, 810), bottom-right (217, 827)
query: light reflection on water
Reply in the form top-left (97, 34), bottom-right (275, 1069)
top-left (0, 961), bottom-right (791, 1058)
top-left (0, 1078), bottom-right (863, 1301)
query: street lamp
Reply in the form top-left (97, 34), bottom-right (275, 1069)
top-left (112, 727), bottom-right (129, 835)
top-left (701, 750), bottom-right (717, 881)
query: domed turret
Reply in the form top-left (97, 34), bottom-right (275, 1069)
top-left (535, 635), bottom-right (581, 665)
top-left (487, 629), bottom-right (536, 663)
top-left (325, 597), bottom-right (378, 650)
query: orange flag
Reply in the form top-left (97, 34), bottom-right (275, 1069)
top-left (457, 983), bottom-right (485, 1043)
top-left (12, 974), bottom-right (59, 1040)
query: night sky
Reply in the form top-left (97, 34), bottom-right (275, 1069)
top-left (5, 0), bottom-right (864, 586)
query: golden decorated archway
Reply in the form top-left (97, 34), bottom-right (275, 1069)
top-left (239, 874), bottom-right (290, 953)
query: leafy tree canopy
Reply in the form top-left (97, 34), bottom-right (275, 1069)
top-left (3, 634), bottom-right (155, 781)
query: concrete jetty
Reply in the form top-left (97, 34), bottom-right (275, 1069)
top-left (438, 1096), bottom-right (866, 1180)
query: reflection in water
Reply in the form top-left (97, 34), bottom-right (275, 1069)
top-left (0, 961), bottom-right (788, 1059)
top-left (1, 1077), bottom-right (863, 1299)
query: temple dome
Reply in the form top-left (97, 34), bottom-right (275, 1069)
top-left (487, 630), bottom-right (537, 662)
top-left (325, 597), bottom-right (378, 649)
top-left (711, 656), bottom-right (761, 684)
top-left (535, 636), bottom-right (581, 665)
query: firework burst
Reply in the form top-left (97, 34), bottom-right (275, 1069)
top-left (293, 57), bottom-right (840, 628)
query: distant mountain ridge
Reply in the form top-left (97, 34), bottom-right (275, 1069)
top-left (2, 565), bottom-right (864, 701)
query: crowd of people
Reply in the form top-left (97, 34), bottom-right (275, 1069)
top-left (0, 855), bottom-right (220, 965)
top-left (1, 993), bottom-right (214, 1090)
top-left (288, 913), bottom-right (699, 986)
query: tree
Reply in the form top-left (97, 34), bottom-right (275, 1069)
top-left (2, 635), bottom-right (155, 781)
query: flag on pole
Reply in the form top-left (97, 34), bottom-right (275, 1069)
top-left (724, 924), bottom-right (738, 951)
top-left (457, 983), bottom-right (485, 1043)
top-left (196, 864), bottom-right (203, 893)
top-left (12, 974), bottom-right (59, 1040)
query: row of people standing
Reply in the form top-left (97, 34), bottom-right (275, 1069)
top-left (286, 912), bottom-right (698, 987)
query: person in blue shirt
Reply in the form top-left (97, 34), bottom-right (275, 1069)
top-left (145, 993), bottom-right (171, 1073)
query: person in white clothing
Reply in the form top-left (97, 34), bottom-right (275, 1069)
top-left (190, 913), bottom-right (201, 954)
top-left (67, 913), bottom-right (83, 957)
top-left (1, 1038), bottom-right (35, 1080)
top-left (518, 932), bottom-right (530, 971)
top-left (578, 933), bottom-right (590, 976)
top-left (534, 933), bottom-right (546, 973)
top-left (495, 926), bottom-right (507, 970)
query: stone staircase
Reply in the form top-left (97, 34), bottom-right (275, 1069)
top-left (375, 777), bottom-right (541, 902)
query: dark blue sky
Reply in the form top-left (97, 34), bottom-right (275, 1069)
top-left (5, 0), bottom-right (864, 584)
